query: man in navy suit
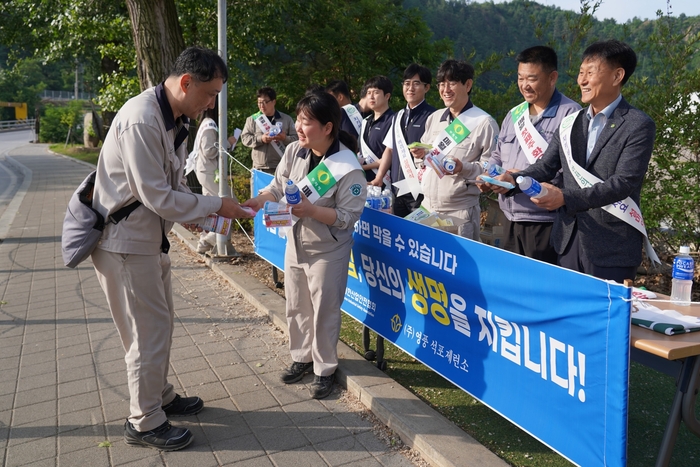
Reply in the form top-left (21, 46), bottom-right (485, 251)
top-left (498, 40), bottom-right (656, 283)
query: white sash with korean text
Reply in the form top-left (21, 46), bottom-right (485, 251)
top-left (252, 111), bottom-right (285, 158)
top-left (511, 101), bottom-right (548, 164)
top-left (343, 104), bottom-right (363, 135)
top-left (559, 111), bottom-right (660, 265)
top-left (359, 118), bottom-right (392, 186)
top-left (391, 109), bottom-right (422, 198)
top-left (277, 149), bottom-right (361, 237)
top-left (423, 106), bottom-right (489, 177)
top-left (184, 118), bottom-right (217, 175)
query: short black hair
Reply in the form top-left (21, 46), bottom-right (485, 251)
top-left (363, 76), bottom-right (393, 96)
top-left (359, 83), bottom-right (369, 98)
top-left (582, 39), bottom-right (637, 86)
top-left (436, 60), bottom-right (474, 85)
top-left (296, 92), bottom-right (357, 153)
top-left (305, 83), bottom-right (326, 96)
top-left (257, 87), bottom-right (276, 101)
top-left (170, 46), bottom-right (228, 84)
top-left (403, 63), bottom-right (432, 85)
top-left (516, 46), bottom-right (558, 74)
top-left (325, 80), bottom-right (351, 99)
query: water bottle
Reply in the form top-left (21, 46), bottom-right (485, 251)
top-left (372, 187), bottom-right (382, 210)
top-left (516, 175), bottom-right (548, 199)
top-left (364, 186), bottom-right (374, 209)
top-left (380, 188), bottom-right (393, 213)
top-left (442, 157), bottom-right (457, 174)
top-left (483, 161), bottom-right (506, 177)
top-left (285, 180), bottom-right (301, 205)
top-left (365, 186), bottom-right (380, 210)
top-left (671, 246), bottom-right (695, 306)
top-left (268, 121), bottom-right (283, 137)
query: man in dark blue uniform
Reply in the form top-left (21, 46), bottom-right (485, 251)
top-left (372, 64), bottom-right (436, 217)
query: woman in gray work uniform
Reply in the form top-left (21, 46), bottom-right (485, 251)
top-left (243, 92), bottom-right (367, 399)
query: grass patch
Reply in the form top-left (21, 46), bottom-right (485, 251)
top-left (49, 143), bottom-right (100, 166)
top-left (340, 314), bottom-right (700, 466)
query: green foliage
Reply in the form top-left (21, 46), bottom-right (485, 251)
top-left (0, 0), bottom-right (136, 111)
top-left (40, 101), bottom-right (86, 144)
top-left (417, 0), bottom-right (700, 254)
top-left (49, 144), bottom-right (100, 165)
top-left (230, 174), bottom-right (254, 233)
top-left (0, 59), bottom-right (46, 119)
top-left (221, 0), bottom-right (452, 129)
top-left (629, 11), bottom-right (700, 253)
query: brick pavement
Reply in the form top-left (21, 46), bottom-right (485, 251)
top-left (0, 145), bottom-right (422, 467)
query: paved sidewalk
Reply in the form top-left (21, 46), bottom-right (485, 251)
top-left (0, 145), bottom-right (507, 467)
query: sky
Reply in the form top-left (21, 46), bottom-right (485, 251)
top-left (472, 0), bottom-right (700, 23)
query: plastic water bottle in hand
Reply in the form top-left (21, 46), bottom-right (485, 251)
top-left (483, 161), bottom-right (506, 177)
top-left (442, 157), bottom-right (457, 174)
top-left (516, 176), bottom-right (548, 199)
top-left (285, 180), bottom-right (301, 205)
top-left (671, 246), bottom-right (695, 306)
top-left (268, 122), bottom-right (283, 137)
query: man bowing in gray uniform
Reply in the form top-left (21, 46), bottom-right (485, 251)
top-left (91, 46), bottom-right (253, 451)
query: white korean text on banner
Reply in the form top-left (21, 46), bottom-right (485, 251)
top-left (252, 169), bottom-right (631, 467)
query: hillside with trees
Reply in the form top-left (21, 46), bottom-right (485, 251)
top-left (404, 0), bottom-right (700, 93)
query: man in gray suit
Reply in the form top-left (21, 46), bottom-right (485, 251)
top-left (499, 40), bottom-right (656, 283)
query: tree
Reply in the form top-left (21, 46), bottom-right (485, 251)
top-left (125, 0), bottom-right (185, 90)
top-left (630, 10), bottom-right (700, 253)
top-left (222, 0), bottom-right (451, 122)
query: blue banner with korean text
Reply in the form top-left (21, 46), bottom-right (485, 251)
top-left (344, 208), bottom-right (630, 467)
top-left (252, 169), bottom-right (631, 466)
top-left (252, 170), bottom-right (285, 270)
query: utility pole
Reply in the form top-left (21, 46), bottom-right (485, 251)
top-left (213, 0), bottom-right (238, 258)
top-left (74, 61), bottom-right (79, 99)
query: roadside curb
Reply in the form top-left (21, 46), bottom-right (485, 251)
top-left (172, 223), bottom-right (508, 467)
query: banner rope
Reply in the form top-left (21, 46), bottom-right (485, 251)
top-left (215, 143), bottom-right (257, 248)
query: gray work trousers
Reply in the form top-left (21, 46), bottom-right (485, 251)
top-left (92, 248), bottom-right (177, 431)
top-left (284, 246), bottom-right (349, 377)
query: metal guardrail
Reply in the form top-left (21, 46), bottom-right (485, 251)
top-left (0, 119), bottom-right (35, 131)
top-left (40, 90), bottom-right (95, 101)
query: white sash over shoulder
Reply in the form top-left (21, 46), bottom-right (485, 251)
top-left (558, 111), bottom-right (660, 265)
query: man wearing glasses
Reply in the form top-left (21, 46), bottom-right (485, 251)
top-left (241, 86), bottom-right (298, 174)
top-left (371, 64), bottom-right (436, 217)
top-left (412, 60), bottom-right (499, 240)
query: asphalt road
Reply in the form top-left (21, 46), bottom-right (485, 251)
top-left (0, 129), bottom-right (34, 233)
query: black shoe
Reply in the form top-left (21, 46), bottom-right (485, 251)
top-left (309, 374), bottom-right (334, 399)
top-left (281, 361), bottom-right (313, 384)
top-left (162, 394), bottom-right (204, 417)
top-left (124, 420), bottom-right (193, 451)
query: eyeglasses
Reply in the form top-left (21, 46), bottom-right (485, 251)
top-left (402, 80), bottom-right (426, 88)
top-left (257, 100), bottom-right (271, 106)
top-left (438, 81), bottom-right (462, 90)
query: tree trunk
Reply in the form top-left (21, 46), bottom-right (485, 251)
top-left (125, 0), bottom-right (185, 91)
